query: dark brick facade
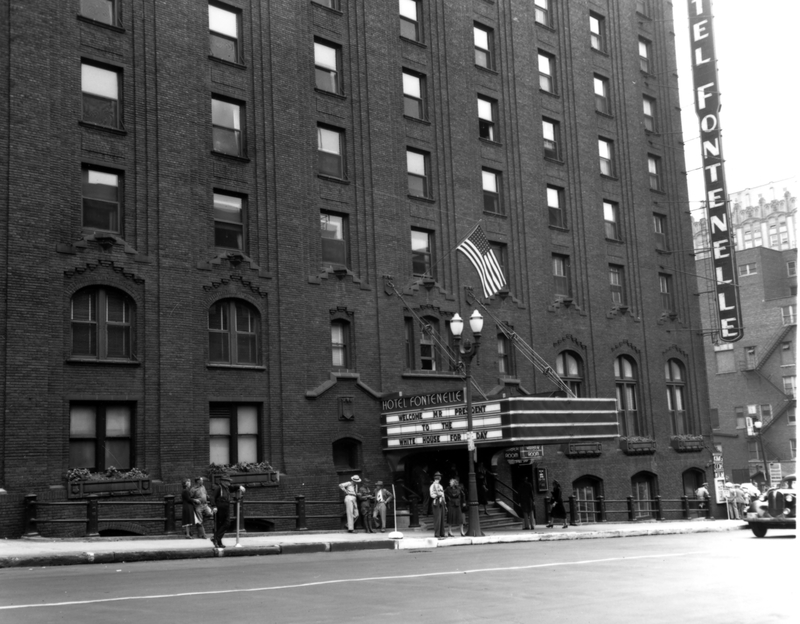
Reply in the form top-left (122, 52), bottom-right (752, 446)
top-left (0, 0), bottom-right (715, 537)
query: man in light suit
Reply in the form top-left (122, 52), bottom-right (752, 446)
top-left (339, 475), bottom-right (361, 532)
top-left (372, 481), bottom-right (393, 532)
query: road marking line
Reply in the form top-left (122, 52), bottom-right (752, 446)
top-left (0, 551), bottom-right (707, 611)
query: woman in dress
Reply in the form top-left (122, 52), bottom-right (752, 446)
top-left (445, 478), bottom-right (464, 537)
top-left (475, 462), bottom-right (489, 513)
top-left (547, 479), bottom-right (568, 529)
top-left (181, 479), bottom-right (203, 539)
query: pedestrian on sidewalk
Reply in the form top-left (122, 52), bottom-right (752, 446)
top-left (190, 476), bottom-right (212, 535)
top-left (181, 479), bottom-right (203, 539)
top-left (211, 474), bottom-right (244, 548)
top-left (445, 478), bottom-right (464, 537)
top-left (430, 472), bottom-right (447, 538)
top-left (733, 484), bottom-right (746, 519)
top-left (372, 481), bottom-right (393, 532)
top-left (694, 482), bottom-right (709, 513)
top-left (357, 480), bottom-right (375, 533)
top-left (518, 476), bottom-right (535, 530)
top-left (547, 480), bottom-right (568, 529)
top-left (339, 475), bottom-right (361, 533)
top-left (476, 463), bottom-right (489, 513)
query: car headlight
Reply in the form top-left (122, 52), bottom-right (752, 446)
top-left (786, 494), bottom-right (794, 504)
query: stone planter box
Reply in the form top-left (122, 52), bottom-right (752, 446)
top-left (620, 439), bottom-right (657, 455)
top-left (67, 478), bottom-right (152, 499)
top-left (563, 442), bottom-right (602, 458)
top-left (210, 471), bottom-right (280, 488)
top-left (670, 437), bottom-right (705, 453)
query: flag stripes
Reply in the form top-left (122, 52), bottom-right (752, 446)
top-left (457, 225), bottom-right (506, 298)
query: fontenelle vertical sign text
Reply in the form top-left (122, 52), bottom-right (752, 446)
top-left (688, 0), bottom-right (743, 342)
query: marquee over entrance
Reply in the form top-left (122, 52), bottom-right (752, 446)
top-left (381, 390), bottom-right (619, 451)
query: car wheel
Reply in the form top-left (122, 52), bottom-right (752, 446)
top-left (750, 524), bottom-right (768, 538)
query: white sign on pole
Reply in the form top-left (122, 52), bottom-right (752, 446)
top-left (714, 476), bottom-right (727, 505)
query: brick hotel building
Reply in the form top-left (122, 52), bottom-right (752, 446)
top-left (0, 0), bottom-right (715, 535)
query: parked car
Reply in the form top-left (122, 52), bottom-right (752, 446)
top-left (745, 474), bottom-right (796, 537)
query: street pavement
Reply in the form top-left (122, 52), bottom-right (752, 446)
top-left (0, 518), bottom-right (750, 568)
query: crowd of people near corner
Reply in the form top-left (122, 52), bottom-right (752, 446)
top-left (181, 474), bottom-right (245, 549)
top-left (694, 480), bottom-right (760, 520)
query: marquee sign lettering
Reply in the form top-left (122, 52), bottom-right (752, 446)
top-left (688, 0), bottom-right (743, 342)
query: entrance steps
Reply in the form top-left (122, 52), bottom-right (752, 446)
top-left (417, 501), bottom-right (524, 531)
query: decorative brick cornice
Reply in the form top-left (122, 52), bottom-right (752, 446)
top-left (57, 232), bottom-right (150, 263)
top-left (196, 251), bottom-right (271, 279)
top-left (64, 259), bottom-right (145, 285)
top-left (611, 339), bottom-right (641, 355)
top-left (202, 273), bottom-right (268, 298)
top-left (553, 333), bottom-right (587, 351)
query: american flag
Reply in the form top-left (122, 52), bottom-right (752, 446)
top-left (457, 225), bottom-right (506, 298)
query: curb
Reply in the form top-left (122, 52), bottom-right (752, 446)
top-left (0, 523), bottom-right (747, 569)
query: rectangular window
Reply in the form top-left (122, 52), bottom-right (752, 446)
top-left (547, 185), bottom-right (565, 228)
top-left (609, 264), bottom-right (626, 305)
top-left (787, 261), bottom-right (796, 277)
top-left (82, 166), bottom-right (121, 233)
top-left (589, 13), bottom-right (605, 51)
top-left (659, 273), bottom-right (674, 312)
top-left (209, 404), bottom-right (259, 465)
top-left (478, 96), bottom-right (497, 141)
top-left (314, 0), bottom-right (340, 8)
top-left (482, 169), bottom-right (502, 214)
top-left (738, 262), bottom-right (757, 276)
top-left (490, 242), bottom-right (508, 284)
top-left (419, 318), bottom-right (440, 371)
top-left (321, 212), bottom-right (348, 268)
top-left (748, 440), bottom-right (760, 462)
top-left (542, 118), bottom-right (559, 160)
top-left (648, 155), bottom-right (661, 191)
top-left (636, 0), bottom-right (649, 17)
top-left (212, 97), bottom-right (244, 157)
top-left (553, 254), bottom-right (571, 298)
top-left (594, 75), bottom-right (610, 114)
top-left (538, 51), bottom-right (555, 93)
top-left (599, 138), bottom-right (615, 177)
top-left (80, 0), bottom-right (120, 27)
top-left (782, 342), bottom-right (793, 367)
top-left (745, 346), bottom-right (757, 369)
top-left (314, 40), bottom-right (341, 94)
top-left (534, 0), bottom-right (550, 27)
top-left (214, 192), bottom-right (244, 250)
top-left (209, 3), bottom-right (241, 64)
top-left (788, 408), bottom-right (796, 424)
top-left (781, 305), bottom-right (796, 326)
top-left (81, 62), bottom-right (120, 128)
top-left (407, 149), bottom-right (429, 198)
top-left (639, 38), bottom-right (651, 73)
top-left (784, 376), bottom-right (796, 398)
top-left (400, 0), bottom-right (422, 42)
top-left (735, 406), bottom-right (745, 429)
top-left (411, 229), bottom-right (434, 278)
top-left (318, 125), bottom-right (345, 178)
top-left (474, 24), bottom-right (493, 69)
top-left (403, 70), bottom-right (426, 119)
top-left (331, 321), bottom-right (350, 369)
top-left (761, 404), bottom-right (773, 425)
top-left (653, 214), bottom-right (667, 250)
top-left (643, 96), bottom-right (656, 132)
top-left (604, 201), bottom-right (619, 239)
top-left (69, 403), bottom-right (133, 471)
top-left (792, 439), bottom-right (797, 459)
top-left (715, 343), bottom-right (735, 374)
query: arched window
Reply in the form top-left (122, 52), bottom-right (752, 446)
top-left (666, 359), bottom-right (690, 435)
top-left (682, 468), bottom-right (706, 501)
top-left (556, 351), bottom-right (584, 397)
top-left (573, 475), bottom-right (602, 523)
top-left (71, 286), bottom-right (135, 360)
top-left (208, 299), bottom-right (260, 365)
top-left (615, 355), bottom-right (642, 436)
top-left (631, 471), bottom-right (657, 519)
top-left (331, 320), bottom-right (351, 370)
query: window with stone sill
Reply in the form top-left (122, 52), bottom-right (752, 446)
top-left (71, 286), bottom-right (135, 361)
top-left (208, 299), bottom-right (261, 365)
top-left (82, 61), bottom-right (121, 129)
top-left (209, 2), bottom-right (242, 64)
top-left (80, 0), bottom-right (121, 27)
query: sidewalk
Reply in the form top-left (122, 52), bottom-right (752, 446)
top-left (0, 519), bottom-right (747, 569)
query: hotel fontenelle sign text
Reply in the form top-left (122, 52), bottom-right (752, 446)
top-left (688, 0), bottom-right (743, 342)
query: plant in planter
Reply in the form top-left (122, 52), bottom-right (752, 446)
top-left (619, 436), bottom-right (657, 455)
top-left (207, 461), bottom-right (280, 487)
top-left (563, 442), bottom-right (602, 458)
top-left (65, 467), bottom-right (151, 498)
top-left (669, 434), bottom-right (705, 452)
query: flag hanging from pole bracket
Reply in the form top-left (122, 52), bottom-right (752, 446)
top-left (457, 224), bottom-right (506, 298)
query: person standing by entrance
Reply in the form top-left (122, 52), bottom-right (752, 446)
top-left (418, 465), bottom-right (432, 515)
top-left (518, 476), bottom-right (535, 530)
top-left (476, 462), bottom-right (489, 513)
top-left (372, 481), bottom-right (393, 532)
top-left (547, 479), bottom-right (568, 529)
top-left (339, 475), bottom-right (361, 532)
top-left (210, 474), bottom-right (243, 548)
top-left (445, 478), bottom-right (464, 537)
top-left (429, 472), bottom-right (447, 538)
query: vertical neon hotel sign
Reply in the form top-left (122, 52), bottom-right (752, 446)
top-left (688, 0), bottom-right (743, 342)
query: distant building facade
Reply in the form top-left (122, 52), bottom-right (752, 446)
top-left (694, 187), bottom-right (797, 490)
top-left (0, 0), bottom-right (713, 536)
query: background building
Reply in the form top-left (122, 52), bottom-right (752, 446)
top-left (0, 0), bottom-right (713, 536)
top-left (694, 187), bottom-right (797, 492)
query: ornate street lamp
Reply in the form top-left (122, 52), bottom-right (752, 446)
top-left (450, 310), bottom-right (484, 537)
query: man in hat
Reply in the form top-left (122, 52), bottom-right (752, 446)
top-left (210, 474), bottom-right (244, 548)
top-left (372, 481), bottom-right (393, 532)
top-left (429, 472), bottom-right (446, 538)
top-left (694, 482), bottom-right (709, 512)
top-left (339, 475), bottom-right (361, 532)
